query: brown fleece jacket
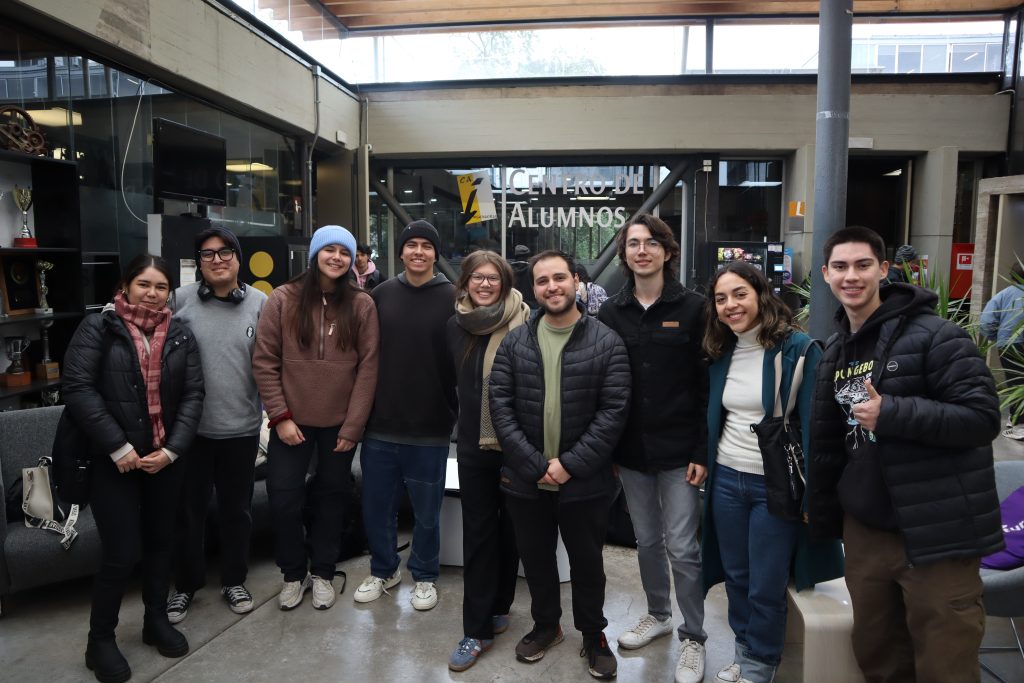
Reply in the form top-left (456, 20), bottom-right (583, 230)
top-left (252, 281), bottom-right (379, 441)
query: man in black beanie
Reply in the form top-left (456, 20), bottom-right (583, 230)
top-left (355, 220), bottom-right (457, 614)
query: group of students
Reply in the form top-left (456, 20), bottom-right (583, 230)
top-left (63, 215), bottom-right (1003, 683)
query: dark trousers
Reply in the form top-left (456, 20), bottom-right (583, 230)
top-left (506, 490), bottom-right (610, 637)
top-left (266, 425), bottom-right (354, 582)
top-left (459, 452), bottom-right (519, 640)
top-left (174, 434), bottom-right (258, 592)
top-left (843, 513), bottom-right (985, 683)
top-left (89, 453), bottom-right (186, 640)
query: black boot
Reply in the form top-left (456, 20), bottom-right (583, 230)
top-left (85, 637), bottom-right (131, 683)
top-left (141, 616), bottom-right (189, 658)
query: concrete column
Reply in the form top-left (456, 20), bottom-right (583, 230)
top-left (909, 146), bottom-right (959, 284)
top-left (808, 0), bottom-right (853, 341)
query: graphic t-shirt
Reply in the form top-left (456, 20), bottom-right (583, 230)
top-left (834, 348), bottom-right (899, 530)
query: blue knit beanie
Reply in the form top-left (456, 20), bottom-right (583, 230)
top-left (309, 225), bottom-right (357, 265)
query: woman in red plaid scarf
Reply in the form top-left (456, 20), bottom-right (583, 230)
top-left (63, 254), bottom-right (204, 683)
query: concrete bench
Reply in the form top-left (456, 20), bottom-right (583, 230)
top-left (785, 578), bottom-right (865, 683)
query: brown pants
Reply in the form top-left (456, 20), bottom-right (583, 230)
top-left (843, 514), bottom-right (985, 683)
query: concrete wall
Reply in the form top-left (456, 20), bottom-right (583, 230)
top-left (784, 144), bottom-right (815, 281)
top-left (910, 147), bottom-right (959, 283)
top-left (366, 84), bottom-right (1008, 157)
top-left (7, 0), bottom-right (360, 143)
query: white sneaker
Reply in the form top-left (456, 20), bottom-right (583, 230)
top-left (411, 581), bottom-right (438, 611)
top-left (616, 614), bottom-right (673, 649)
top-left (278, 574), bottom-right (311, 610)
top-left (311, 576), bottom-right (336, 610)
top-left (716, 663), bottom-right (743, 683)
top-left (675, 639), bottom-right (706, 683)
top-left (1003, 425), bottom-right (1024, 441)
top-left (353, 569), bottom-right (401, 603)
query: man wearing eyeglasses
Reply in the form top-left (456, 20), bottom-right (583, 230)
top-left (166, 226), bottom-right (268, 624)
top-left (597, 214), bottom-right (709, 683)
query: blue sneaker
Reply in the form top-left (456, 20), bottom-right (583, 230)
top-left (448, 637), bottom-right (493, 672)
top-left (493, 614), bottom-right (510, 635)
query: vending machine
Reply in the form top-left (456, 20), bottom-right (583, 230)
top-left (704, 241), bottom-right (786, 293)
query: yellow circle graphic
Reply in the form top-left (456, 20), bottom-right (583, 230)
top-left (249, 251), bottom-right (274, 278)
top-left (252, 280), bottom-right (274, 296)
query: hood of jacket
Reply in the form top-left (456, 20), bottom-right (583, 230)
top-left (833, 281), bottom-right (937, 338)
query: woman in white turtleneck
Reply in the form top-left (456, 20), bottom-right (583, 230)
top-left (699, 262), bottom-right (843, 683)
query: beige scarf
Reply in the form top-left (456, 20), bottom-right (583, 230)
top-left (454, 288), bottom-right (530, 450)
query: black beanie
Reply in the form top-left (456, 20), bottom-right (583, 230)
top-left (398, 220), bottom-right (441, 255)
top-left (195, 226), bottom-right (243, 261)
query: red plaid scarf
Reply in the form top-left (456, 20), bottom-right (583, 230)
top-left (114, 291), bottom-right (171, 449)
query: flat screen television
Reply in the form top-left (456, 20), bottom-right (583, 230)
top-left (153, 118), bottom-right (227, 207)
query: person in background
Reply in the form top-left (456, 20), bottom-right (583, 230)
top-left (490, 249), bottom-right (630, 680)
top-left (510, 243), bottom-right (538, 310)
top-left (167, 227), bottom-right (268, 625)
top-left (574, 263), bottom-right (608, 316)
top-left (253, 225), bottom-right (379, 612)
top-left (981, 261), bottom-right (1024, 440)
top-left (809, 226), bottom-right (1001, 683)
top-left (355, 220), bottom-right (457, 612)
top-left (63, 254), bottom-right (204, 683)
top-left (702, 261), bottom-right (844, 683)
top-left (597, 214), bottom-right (710, 683)
top-left (354, 243), bottom-right (384, 291)
top-left (884, 243), bottom-right (918, 285)
top-left (445, 250), bottom-right (530, 672)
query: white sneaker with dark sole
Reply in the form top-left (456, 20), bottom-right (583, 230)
top-left (353, 570), bottom-right (401, 603)
top-left (278, 575), bottom-right (311, 610)
top-left (311, 576), bottom-right (336, 610)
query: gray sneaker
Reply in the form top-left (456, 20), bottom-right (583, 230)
top-left (166, 591), bottom-right (193, 624)
top-left (278, 575), bottom-right (311, 610)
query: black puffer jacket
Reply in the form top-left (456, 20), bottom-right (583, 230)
top-left (808, 283), bottom-right (1003, 565)
top-left (598, 279), bottom-right (708, 471)
top-left (62, 309), bottom-right (205, 457)
top-left (489, 307), bottom-right (630, 502)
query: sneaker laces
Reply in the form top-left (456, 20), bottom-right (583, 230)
top-left (361, 576), bottom-right (395, 597)
top-left (628, 614), bottom-right (659, 637)
top-left (679, 640), bottom-right (703, 670)
top-left (224, 585), bottom-right (251, 604)
top-left (414, 581), bottom-right (433, 597)
top-left (167, 592), bottom-right (191, 612)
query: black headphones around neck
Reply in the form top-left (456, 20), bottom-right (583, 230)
top-left (197, 280), bottom-right (247, 305)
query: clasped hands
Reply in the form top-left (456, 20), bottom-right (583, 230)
top-left (117, 449), bottom-right (170, 474)
top-left (538, 458), bottom-right (571, 486)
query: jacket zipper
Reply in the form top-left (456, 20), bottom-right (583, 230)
top-left (319, 294), bottom-right (326, 360)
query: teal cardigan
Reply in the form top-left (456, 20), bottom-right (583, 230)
top-left (702, 330), bottom-right (844, 593)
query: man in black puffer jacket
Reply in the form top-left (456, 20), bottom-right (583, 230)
top-left (490, 250), bottom-right (630, 680)
top-left (808, 226), bottom-right (1002, 683)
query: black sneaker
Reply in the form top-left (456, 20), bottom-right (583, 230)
top-left (515, 624), bottom-right (564, 662)
top-left (580, 632), bottom-right (617, 679)
top-left (222, 585), bottom-right (254, 614)
top-left (166, 591), bottom-right (193, 625)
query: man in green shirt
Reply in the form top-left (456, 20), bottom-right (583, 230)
top-left (490, 250), bottom-right (631, 680)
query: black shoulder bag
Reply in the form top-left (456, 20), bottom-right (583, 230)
top-left (750, 339), bottom-right (817, 521)
top-left (51, 409), bottom-right (94, 506)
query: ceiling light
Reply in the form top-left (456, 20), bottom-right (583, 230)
top-left (24, 107), bottom-right (82, 127)
top-left (226, 161), bottom-right (274, 173)
top-left (739, 181), bottom-right (782, 187)
top-left (884, 169), bottom-right (903, 177)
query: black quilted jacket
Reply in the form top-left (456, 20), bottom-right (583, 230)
top-left (807, 283), bottom-right (1004, 565)
top-left (489, 307), bottom-right (630, 502)
top-left (62, 309), bottom-right (204, 457)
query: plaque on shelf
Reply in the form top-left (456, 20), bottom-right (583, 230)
top-left (0, 255), bottom-right (40, 315)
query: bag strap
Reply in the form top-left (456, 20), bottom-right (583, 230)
top-left (772, 338), bottom-right (818, 421)
top-left (21, 456), bottom-right (80, 550)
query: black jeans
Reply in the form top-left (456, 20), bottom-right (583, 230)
top-left (506, 490), bottom-right (610, 637)
top-left (174, 434), bottom-right (258, 592)
top-left (459, 452), bottom-right (519, 640)
top-left (266, 425), bottom-right (354, 582)
top-left (89, 452), bottom-right (186, 639)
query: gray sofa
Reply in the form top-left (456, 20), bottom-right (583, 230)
top-left (0, 406), bottom-right (102, 614)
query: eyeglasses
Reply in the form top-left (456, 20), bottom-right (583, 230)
top-left (199, 248), bottom-right (236, 262)
top-left (469, 273), bottom-right (501, 285)
top-left (625, 238), bottom-right (663, 252)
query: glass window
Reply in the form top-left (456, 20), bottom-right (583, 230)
top-left (923, 44), bottom-right (947, 72)
top-left (712, 21), bottom-right (819, 73)
top-left (898, 45), bottom-right (922, 73)
top-left (877, 45), bottom-right (896, 74)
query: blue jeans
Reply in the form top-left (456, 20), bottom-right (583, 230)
top-left (711, 465), bottom-right (799, 679)
top-left (360, 438), bottom-right (448, 582)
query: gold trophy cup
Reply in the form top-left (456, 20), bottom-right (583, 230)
top-left (12, 185), bottom-right (37, 248)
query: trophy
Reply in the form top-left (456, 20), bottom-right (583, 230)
top-left (12, 185), bottom-right (37, 248)
top-left (35, 318), bottom-right (59, 380)
top-left (4, 336), bottom-right (31, 387)
top-left (35, 260), bottom-right (53, 315)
